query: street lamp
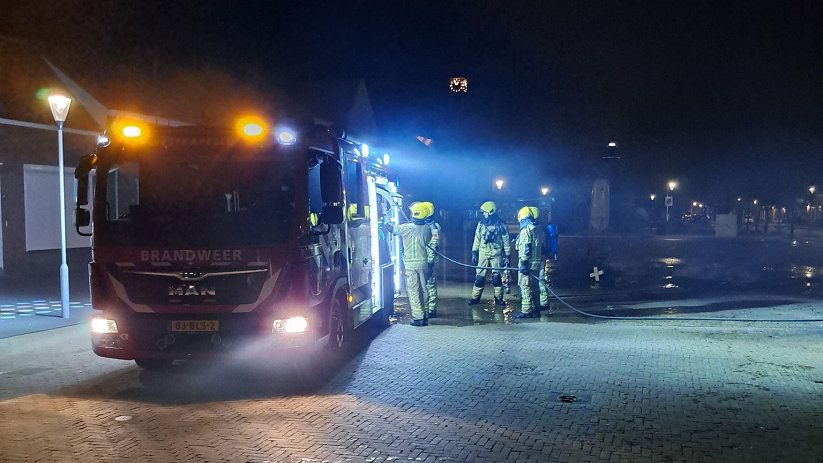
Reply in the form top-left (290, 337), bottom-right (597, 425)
top-left (649, 194), bottom-right (656, 201)
top-left (541, 186), bottom-right (550, 196)
top-left (665, 181), bottom-right (677, 225)
top-left (495, 179), bottom-right (504, 190)
top-left (48, 94), bottom-right (72, 319)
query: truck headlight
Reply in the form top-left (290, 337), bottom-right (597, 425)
top-left (91, 318), bottom-right (118, 334)
top-left (273, 316), bottom-right (308, 333)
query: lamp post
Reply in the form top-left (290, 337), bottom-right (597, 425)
top-left (665, 181), bottom-right (677, 226)
top-left (495, 179), bottom-right (504, 190)
top-left (48, 94), bottom-right (72, 319)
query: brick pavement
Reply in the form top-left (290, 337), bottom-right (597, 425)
top-left (2, 286), bottom-right (823, 462)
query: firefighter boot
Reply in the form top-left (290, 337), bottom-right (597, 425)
top-left (515, 311), bottom-right (540, 319)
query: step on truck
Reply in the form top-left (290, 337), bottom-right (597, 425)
top-left (74, 118), bottom-right (402, 369)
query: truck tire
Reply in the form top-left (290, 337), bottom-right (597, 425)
top-left (327, 294), bottom-right (352, 360)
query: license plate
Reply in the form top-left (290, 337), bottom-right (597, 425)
top-left (171, 320), bottom-right (219, 332)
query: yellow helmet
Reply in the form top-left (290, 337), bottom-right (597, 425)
top-left (422, 202), bottom-right (435, 218)
top-left (480, 201), bottom-right (496, 215)
top-left (346, 203), bottom-right (370, 220)
top-left (517, 206), bottom-right (539, 222)
top-left (409, 202), bottom-right (431, 220)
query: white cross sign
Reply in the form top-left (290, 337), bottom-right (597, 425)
top-left (590, 266), bottom-right (604, 282)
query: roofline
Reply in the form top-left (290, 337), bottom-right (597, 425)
top-left (0, 117), bottom-right (99, 137)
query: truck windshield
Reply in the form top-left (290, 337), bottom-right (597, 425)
top-left (96, 153), bottom-right (296, 247)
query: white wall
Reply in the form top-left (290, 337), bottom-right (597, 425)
top-left (0, 176), bottom-right (4, 268)
top-left (23, 164), bottom-right (91, 251)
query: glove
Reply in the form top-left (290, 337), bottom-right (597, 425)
top-left (502, 257), bottom-right (510, 268)
top-left (471, 250), bottom-right (479, 266)
top-left (519, 261), bottom-right (529, 275)
top-left (426, 262), bottom-right (434, 279)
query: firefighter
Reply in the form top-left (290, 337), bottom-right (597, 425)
top-left (468, 201), bottom-right (511, 306)
top-left (422, 202), bottom-right (441, 318)
top-left (514, 206), bottom-right (544, 318)
top-left (387, 202), bottom-right (433, 326)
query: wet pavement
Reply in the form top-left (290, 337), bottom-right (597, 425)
top-left (2, 282), bottom-right (823, 462)
top-left (6, 233), bottom-right (823, 338)
top-left (3, 232), bottom-right (823, 462)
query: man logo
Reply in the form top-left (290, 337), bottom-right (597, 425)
top-left (169, 285), bottom-right (216, 297)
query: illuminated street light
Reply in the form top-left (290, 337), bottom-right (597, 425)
top-left (810, 186), bottom-right (816, 195)
top-left (649, 194), bottom-right (656, 201)
top-left (541, 186), bottom-right (550, 196)
top-left (495, 179), bottom-right (504, 190)
top-left (604, 139), bottom-right (620, 160)
top-left (665, 181), bottom-right (677, 226)
top-left (48, 94), bottom-right (72, 319)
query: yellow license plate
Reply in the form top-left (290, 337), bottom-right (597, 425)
top-left (171, 320), bottom-right (219, 332)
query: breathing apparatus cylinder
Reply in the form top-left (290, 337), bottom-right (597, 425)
top-left (547, 223), bottom-right (558, 259)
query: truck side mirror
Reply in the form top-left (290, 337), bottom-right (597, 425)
top-left (74, 208), bottom-right (91, 236)
top-left (75, 208), bottom-right (90, 227)
top-left (320, 157), bottom-right (342, 204)
top-left (74, 153), bottom-right (96, 206)
top-left (75, 175), bottom-right (89, 206)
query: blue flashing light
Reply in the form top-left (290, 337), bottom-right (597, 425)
top-left (276, 127), bottom-right (297, 145)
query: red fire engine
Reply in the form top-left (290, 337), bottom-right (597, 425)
top-left (74, 118), bottom-right (401, 369)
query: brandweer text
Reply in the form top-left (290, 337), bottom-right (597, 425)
top-left (140, 250), bottom-right (242, 262)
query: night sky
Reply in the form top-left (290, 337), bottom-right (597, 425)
top-left (3, 0), bottom-right (823, 215)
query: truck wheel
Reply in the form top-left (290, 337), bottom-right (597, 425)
top-left (135, 358), bottom-right (173, 370)
top-left (327, 295), bottom-right (351, 358)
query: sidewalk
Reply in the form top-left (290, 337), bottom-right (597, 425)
top-left (2, 289), bottom-right (823, 462)
top-left (0, 264), bottom-right (92, 339)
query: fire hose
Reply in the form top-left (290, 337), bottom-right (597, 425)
top-left (425, 245), bottom-right (823, 323)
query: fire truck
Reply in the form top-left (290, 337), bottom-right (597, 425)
top-left (73, 117), bottom-right (402, 369)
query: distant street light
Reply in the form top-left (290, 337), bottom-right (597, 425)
top-left (48, 94), bottom-right (72, 319)
top-left (604, 140), bottom-right (620, 160)
top-left (541, 186), bottom-right (550, 196)
top-left (649, 194), bottom-right (656, 201)
top-left (495, 179), bottom-right (504, 190)
top-left (810, 186), bottom-right (816, 195)
top-left (665, 181), bottom-right (677, 226)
